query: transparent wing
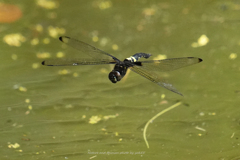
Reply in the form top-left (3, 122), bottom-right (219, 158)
top-left (130, 66), bottom-right (183, 96)
top-left (130, 57), bottom-right (202, 96)
top-left (59, 36), bottom-right (120, 61)
top-left (140, 57), bottom-right (202, 72)
top-left (42, 36), bottom-right (120, 66)
top-left (42, 58), bottom-right (117, 66)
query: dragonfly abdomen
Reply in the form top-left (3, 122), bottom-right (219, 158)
top-left (125, 53), bottom-right (151, 62)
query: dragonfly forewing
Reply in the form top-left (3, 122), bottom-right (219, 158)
top-left (59, 36), bottom-right (120, 61)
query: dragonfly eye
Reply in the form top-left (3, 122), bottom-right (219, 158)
top-left (109, 71), bottom-right (121, 83)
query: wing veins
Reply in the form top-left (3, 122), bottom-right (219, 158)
top-left (139, 57), bottom-right (202, 72)
top-left (42, 58), bottom-right (117, 66)
top-left (59, 36), bottom-right (120, 61)
top-left (130, 66), bottom-right (183, 96)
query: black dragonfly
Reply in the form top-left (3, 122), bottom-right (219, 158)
top-left (42, 36), bottom-right (203, 96)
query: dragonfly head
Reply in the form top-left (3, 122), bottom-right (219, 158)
top-left (108, 71), bottom-right (121, 83)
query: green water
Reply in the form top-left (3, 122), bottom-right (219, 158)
top-left (1, 0), bottom-right (240, 159)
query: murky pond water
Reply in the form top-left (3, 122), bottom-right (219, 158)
top-left (1, 0), bottom-right (240, 159)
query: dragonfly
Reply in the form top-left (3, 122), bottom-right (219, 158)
top-left (42, 36), bottom-right (203, 96)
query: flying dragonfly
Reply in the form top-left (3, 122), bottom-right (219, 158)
top-left (42, 36), bottom-right (203, 96)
